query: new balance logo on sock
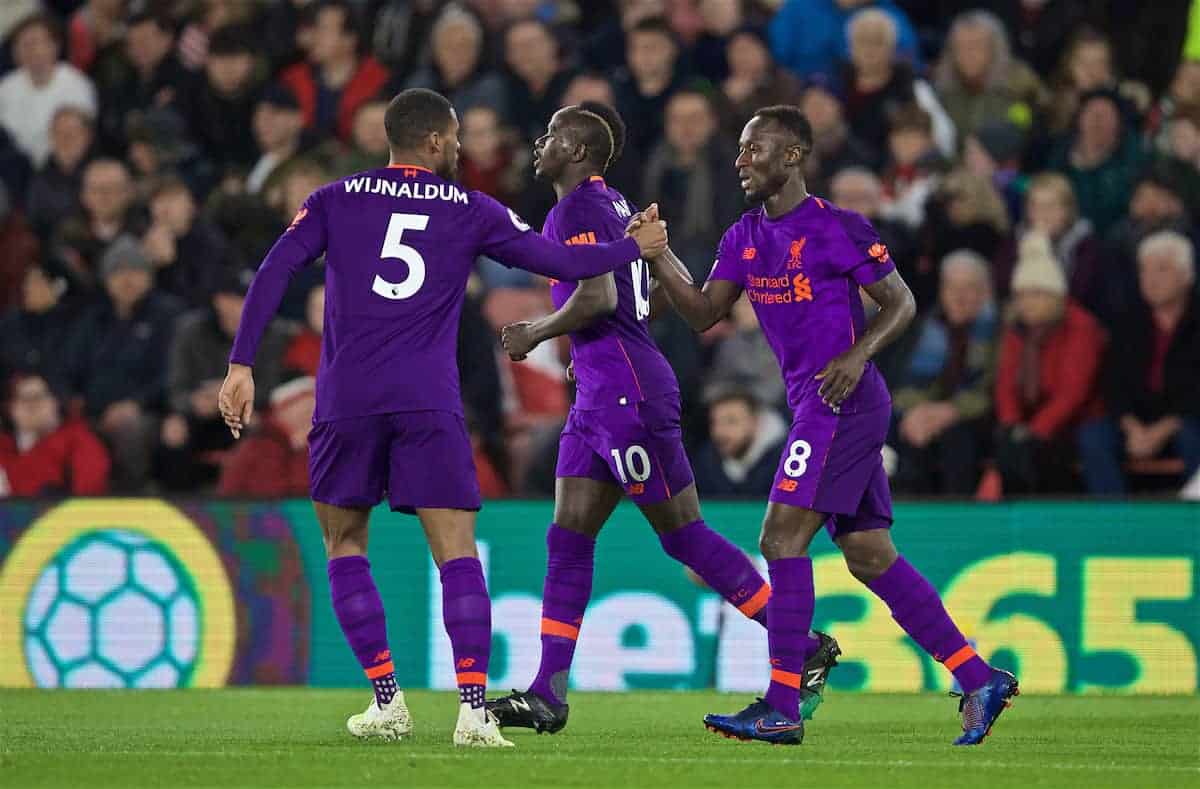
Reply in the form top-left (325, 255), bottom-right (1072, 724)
top-left (373, 650), bottom-right (391, 663)
top-left (457, 658), bottom-right (476, 669)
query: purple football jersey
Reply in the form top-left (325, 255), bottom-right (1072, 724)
top-left (230, 165), bottom-right (641, 422)
top-left (543, 176), bottom-right (678, 410)
top-left (707, 195), bottom-right (895, 415)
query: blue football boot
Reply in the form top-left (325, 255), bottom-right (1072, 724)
top-left (703, 698), bottom-right (804, 745)
top-left (953, 668), bottom-right (1019, 745)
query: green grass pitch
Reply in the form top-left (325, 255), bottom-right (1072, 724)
top-left (2, 690), bottom-right (1198, 788)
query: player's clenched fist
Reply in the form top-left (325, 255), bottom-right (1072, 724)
top-left (218, 363), bottom-right (255, 438)
top-left (501, 321), bottom-right (539, 361)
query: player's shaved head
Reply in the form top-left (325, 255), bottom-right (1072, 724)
top-left (384, 89), bottom-right (455, 152)
top-left (563, 101), bottom-right (626, 172)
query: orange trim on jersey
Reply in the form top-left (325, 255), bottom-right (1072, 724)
top-left (942, 645), bottom-right (977, 671)
top-left (541, 617), bottom-right (580, 640)
top-left (770, 668), bottom-right (803, 689)
top-left (456, 671), bottom-right (488, 686)
top-left (386, 163), bottom-right (433, 173)
top-left (364, 660), bottom-right (394, 679)
top-left (813, 196), bottom-right (826, 209)
top-left (589, 175), bottom-right (606, 185)
top-left (737, 583), bottom-right (771, 618)
top-left (615, 337), bottom-right (645, 400)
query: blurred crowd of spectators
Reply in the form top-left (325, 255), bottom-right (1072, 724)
top-left (2, 0), bottom-right (1199, 501)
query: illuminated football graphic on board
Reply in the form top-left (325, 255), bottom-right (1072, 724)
top-left (22, 529), bottom-right (201, 688)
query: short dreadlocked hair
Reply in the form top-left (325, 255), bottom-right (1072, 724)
top-left (567, 101), bottom-right (627, 172)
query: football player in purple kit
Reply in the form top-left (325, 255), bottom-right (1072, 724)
top-left (217, 89), bottom-right (668, 748)
top-left (642, 105), bottom-right (1019, 746)
top-left (484, 102), bottom-right (841, 736)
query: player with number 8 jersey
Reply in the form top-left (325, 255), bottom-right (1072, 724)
top-left (646, 105), bottom-right (1018, 747)
top-left (219, 89), bottom-right (669, 748)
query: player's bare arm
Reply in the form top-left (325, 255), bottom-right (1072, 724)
top-left (629, 204), bottom-right (740, 331)
top-left (648, 247), bottom-right (742, 332)
top-left (815, 269), bottom-right (916, 407)
top-left (502, 274), bottom-right (618, 361)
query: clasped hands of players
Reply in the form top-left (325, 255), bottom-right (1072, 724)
top-left (625, 204), bottom-right (866, 410)
top-left (500, 212), bottom-right (668, 363)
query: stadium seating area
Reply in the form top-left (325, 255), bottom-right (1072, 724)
top-left (1, 0), bottom-right (1199, 500)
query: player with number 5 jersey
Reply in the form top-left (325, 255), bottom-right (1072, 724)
top-left (645, 105), bottom-right (1019, 747)
top-left (217, 89), bottom-right (669, 749)
top-left (485, 103), bottom-right (842, 737)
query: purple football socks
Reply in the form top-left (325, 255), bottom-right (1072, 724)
top-left (529, 524), bottom-right (595, 706)
top-left (659, 519), bottom-right (771, 625)
top-left (762, 557), bottom-right (816, 720)
top-left (440, 556), bottom-right (492, 708)
top-left (868, 556), bottom-right (992, 693)
top-left (328, 556), bottom-right (397, 706)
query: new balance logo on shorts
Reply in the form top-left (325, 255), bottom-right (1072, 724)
top-left (777, 479), bottom-right (798, 492)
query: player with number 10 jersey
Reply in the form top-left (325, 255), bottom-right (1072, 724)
top-left (485, 103), bottom-right (841, 736)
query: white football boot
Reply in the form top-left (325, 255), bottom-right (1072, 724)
top-left (346, 692), bottom-right (413, 740)
top-left (453, 703), bottom-right (514, 748)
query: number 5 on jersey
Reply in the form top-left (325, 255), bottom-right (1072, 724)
top-left (373, 213), bottom-right (428, 300)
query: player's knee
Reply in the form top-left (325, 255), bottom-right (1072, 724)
top-left (322, 521), bottom-right (368, 558)
top-left (758, 528), bottom-right (802, 561)
top-left (842, 545), bottom-right (893, 584)
top-left (554, 507), bottom-right (599, 538)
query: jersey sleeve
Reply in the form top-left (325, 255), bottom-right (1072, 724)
top-left (831, 210), bottom-right (896, 287)
top-left (473, 192), bottom-right (640, 281)
top-left (705, 225), bottom-right (745, 284)
top-left (229, 188), bottom-right (325, 366)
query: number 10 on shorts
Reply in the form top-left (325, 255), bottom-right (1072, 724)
top-left (611, 445), bottom-right (652, 485)
top-left (784, 439), bottom-right (812, 477)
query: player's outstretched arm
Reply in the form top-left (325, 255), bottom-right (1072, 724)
top-left (487, 218), bottom-right (667, 281)
top-left (647, 246), bottom-right (741, 332)
top-left (815, 269), bottom-right (917, 407)
top-left (501, 274), bottom-right (617, 361)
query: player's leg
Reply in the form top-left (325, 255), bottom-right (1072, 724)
top-left (387, 411), bottom-right (511, 746)
top-left (633, 391), bottom-right (843, 719)
top-left (489, 416), bottom-right (623, 732)
top-left (308, 418), bottom-right (410, 740)
top-left (415, 507), bottom-right (510, 747)
top-left (703, 501), bottom-right (825, 744)
top-left (642, 484), bottom-right (771, 626)
top-left (525, 476), bottom-right (621, 712)
top-left (834, 462), bottom-right (1018, 745)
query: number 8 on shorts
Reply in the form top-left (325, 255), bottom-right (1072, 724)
top-left (783, 439), bottom-right (812, 478)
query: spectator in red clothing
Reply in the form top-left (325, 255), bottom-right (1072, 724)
top-left (994, 232), bottom-right (1106, 494)
top-left (217, 375), bottom-right (314, 497)
top-left (0, 372), bottom-right (110, 497)
top-left (283, 283), bottom-right (324, 377)
top-left (279, 0), bottom-right (391, 142)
